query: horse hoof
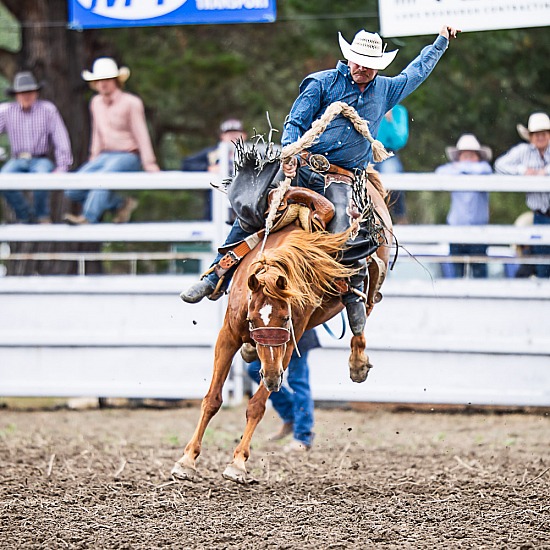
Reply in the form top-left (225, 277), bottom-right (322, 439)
top-left (222, 463), bottom-right (256, 485)
top-left (171, 461), bottom-right (197, 482)
top-left (349, 362), bottom-right (372, 383)
top-left (240, 343), bottom-right (258, 363)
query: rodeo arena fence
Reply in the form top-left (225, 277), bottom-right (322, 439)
top-left (1, 169), bottom-right (549, 408)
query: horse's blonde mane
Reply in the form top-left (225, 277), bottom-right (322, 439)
top-left (249, 229), bottom-right (359, 309)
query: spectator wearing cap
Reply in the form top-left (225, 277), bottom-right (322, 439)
top-left (63, 57), bottom-right (159, 225)
top-left (495, 112), bottom-right (550, 278)
top-left (181, 118), bottom-right (247, 222)
top-left (435, 134), bottom-right (493, 278)
top-left (0, 71), bottom-right (72, 223)
top-left (181, 118), bottom-right (247, 176)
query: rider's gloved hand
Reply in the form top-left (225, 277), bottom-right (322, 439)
top-left (281, 156), bottom-right (298, 179)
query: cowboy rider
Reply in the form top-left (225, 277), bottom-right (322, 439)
top-left (181, 24), bottom-right (460, 335)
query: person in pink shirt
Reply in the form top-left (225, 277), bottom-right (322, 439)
top-left (64, 58), bottom-right (159, 225)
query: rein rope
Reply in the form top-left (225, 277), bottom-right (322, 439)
top-left (280, 101), bottom-right (392, 164)
top-left (262, 101), bottom-right (392, 250)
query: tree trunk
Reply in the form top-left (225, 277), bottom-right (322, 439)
top-left (2, 0), bottom-right (104, 275)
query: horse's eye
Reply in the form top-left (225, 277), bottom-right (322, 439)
top-left (282, 316), bottom-right (290, 323)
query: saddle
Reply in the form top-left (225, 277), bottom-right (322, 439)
top-left (267, 186), bottom-right (335, 233)
top-left (209, 186), bottom-right (386, 309)
top-left (207, 188), bottom-right (334, 299)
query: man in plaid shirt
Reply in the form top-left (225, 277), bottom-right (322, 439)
top-left (0, 71), bottom-right (72, 223)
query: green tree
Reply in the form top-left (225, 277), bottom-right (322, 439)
top-left (1, 1), bottom-right (547, 229)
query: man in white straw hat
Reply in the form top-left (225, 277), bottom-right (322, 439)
top-left (495, 112), bottom-right (550, 278)
top-left (64, 57), bottom-right (159, 225)
top-left (180, 24), bottom-right (460, 334)
top-left (436, 134), bottom-right (493, 278)
top-left (281, 24), bottom-right (458, 333)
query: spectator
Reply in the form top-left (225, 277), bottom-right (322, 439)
top-left (246, 329), bottom-right (319, 452)
top-left (64, 58), bottom-right (159, 225)
top-left (181, 118), bottom-right (247, 176)
top-left (495, 112), bottom-right (550, 278)
top-left (435, 134), bottom-right (492, 278)
top-left (182, 118), bottom-right (247, 222)
top-left (375, 104), bottom-right (409, 223)
top-left (0, 71), bottom-right (72, 224)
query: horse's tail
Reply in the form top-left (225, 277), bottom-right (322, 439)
top-left (366, 165), bottom-right (390, 205)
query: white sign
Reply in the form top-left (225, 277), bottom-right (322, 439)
top-left (379, 0), bottom-right (550, 37)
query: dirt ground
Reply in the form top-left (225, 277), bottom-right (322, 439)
top-left (1, 402), bottom-right (548, 549)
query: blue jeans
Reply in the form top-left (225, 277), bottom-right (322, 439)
top-left (532, 211), bottom-right (550, 278)
top-left (447, 243), bottom-right (488, 279)
top-left (204, 218), bottom-right (253, 287)
top-left (1, 157), bottom-right (54, 221)
top-left (247, 350), bottom-right (314, 447)
top-left (65, 152), bottom-right (141, 223)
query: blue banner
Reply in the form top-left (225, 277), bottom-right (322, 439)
top-left (68, 0), bottom-right (276, 30)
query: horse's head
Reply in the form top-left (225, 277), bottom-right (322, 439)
top-left (245, 229), bottom-right (359, 392)
top-left (247, 271), bottom-right (291, 392)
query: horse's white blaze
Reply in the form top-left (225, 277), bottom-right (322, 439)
top-left (259, 303), bottom-right (272, 326)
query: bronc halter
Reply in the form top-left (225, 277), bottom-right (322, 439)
top-left (246, 271), bottom-right (301, 355)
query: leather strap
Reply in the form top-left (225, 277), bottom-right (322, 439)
top-left (249, 326), bottom-right (291, 346)
top-left (214, 230), bottom-right (265, 276)
top-left (299, 152), bottom-right (355, 179)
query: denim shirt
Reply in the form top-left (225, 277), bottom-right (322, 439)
top-left (282, 35), bottom-right (449, 170)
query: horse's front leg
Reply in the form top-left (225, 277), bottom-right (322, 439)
top-left (222, 383), bottom-right (270, 484)
top-left (223, 342), bottom-right (292, 484)
top-left (172, 326), bottom-right (240, 481)
top-left (349, 333), bottom-right (372, 383)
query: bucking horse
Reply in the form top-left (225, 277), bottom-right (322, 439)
top-left (172, 102), bottom-right (394, 484)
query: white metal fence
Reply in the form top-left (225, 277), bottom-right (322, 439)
top-left (1, 172), bottom-right (549, 406)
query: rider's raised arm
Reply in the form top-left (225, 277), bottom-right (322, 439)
top-left (382, 25), bottom-right (459, 112)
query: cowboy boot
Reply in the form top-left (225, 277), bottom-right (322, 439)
top-left (325, 180), bottom-right (352, 234)
top-left (180, 278), bottom-right (216, 304)
top-left (268, 422), bottom-right (293, 442)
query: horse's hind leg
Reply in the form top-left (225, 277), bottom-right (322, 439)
top-left (223, 383), bottom-right (270, 484)
top-left (349, 334), bottom-right (372, 383)
top-left (172, 327), bottom-right (240, 481)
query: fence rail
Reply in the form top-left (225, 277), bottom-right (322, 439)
top-left (1, 171), bottom-right (549, 406)
top-left (1, 171), bottom-right (549, 191)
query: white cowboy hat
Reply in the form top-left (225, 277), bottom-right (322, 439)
top-left (517, 112), bottom-right (550, 141)
top-left (81, 57), bottom-right (131, 83)
top-left (445, 134), bottom-right (492, 162)
top-left (338, 30), bottom-right (398, 70)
